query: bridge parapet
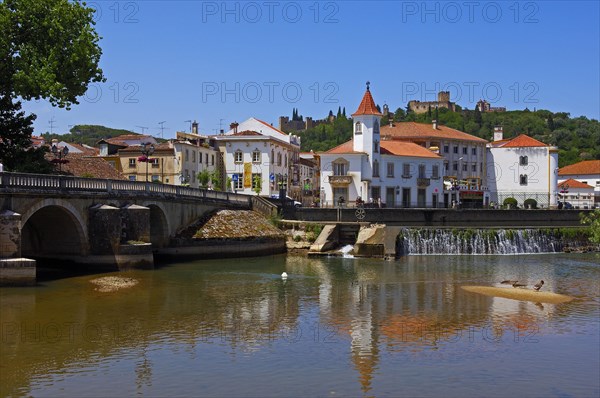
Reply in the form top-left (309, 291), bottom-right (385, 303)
top-left (0, 172), bottom-right (251, 207)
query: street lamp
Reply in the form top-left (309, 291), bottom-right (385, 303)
top-left (560, 183), bottom-right (569, 208)
top-left (51, 143), bottom-right (69, 173)
top-left (138, 142), bottom-right (155, 182)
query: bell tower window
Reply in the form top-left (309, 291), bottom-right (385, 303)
top-left (355, 122), bottom-right (362, 135)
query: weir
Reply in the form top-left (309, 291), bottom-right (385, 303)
top-left (396, 228), bottom-right (591, 255)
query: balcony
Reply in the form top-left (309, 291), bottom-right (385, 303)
top-left (417, 178), bottom-right (430, 187)
top-left (328, 175), bottom-right (353, 186)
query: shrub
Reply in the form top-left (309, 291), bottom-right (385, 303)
top-left (503, 197), bottom-right (518, 209)
top-left (524, 198), bottom-right (538, 209)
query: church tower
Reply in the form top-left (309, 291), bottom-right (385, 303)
top-left (352, 82), bottom-right (382, 176)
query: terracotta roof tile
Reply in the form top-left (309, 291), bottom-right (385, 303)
top-left (352, 88), bottom-right (382, 116)
top-left (381, 122), bottom-right (487, 143)
top-left (380, 141), bottom-right (441, 158)
top-left (499, 134), bottom-right (548, 148)
top-left (231, 130), bottom-right (262, 136)
top-left (322, 140), bottom-right (365, 154)
top-left (44, 153), bottom-right (126, 180)
top-left (558, 178), bottom-right (594, 189)
top-left (558, 160), bottom-right (600, 176)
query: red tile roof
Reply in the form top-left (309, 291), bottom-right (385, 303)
top-left (381, 122), bottom-right (487, 143)
top-left (380, 141), bottom-right (441, 158)
top-left (44, 153), bottom-right (127, 179)
top-left (323, 140), bottom-right (440, 159)
top-left (352, 88), bottom-right (382, 116)
top-left (498, 134), bottom-right (548, 148)
top-left (322, 140), bottom-right (365, 154)
top-left (558, 160), bottom-right (600, 176)
top-left (231, 130), bottom-right (262, 136)
top-left (558, 178), bottom-right (594, 189)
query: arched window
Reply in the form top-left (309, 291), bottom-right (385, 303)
top-left (373, 160), bottom-right (380, 177)
top-left (373, 119), bottom-right (379, 134)
top-left (520, 174), bottom-right (528, 185)
top-left (355, 122), bottom-right (362, 134)
top-left (252, 150), bottom-right (261, 163)
top-left (519, 156), bottom-right (528, 166)
top-left (277, 153), bottom-right (282, 166)
top-left (234, 150), bottom-right (243, 163)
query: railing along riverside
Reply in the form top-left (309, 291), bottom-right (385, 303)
top-left (0, 172), bottom-right (252, 207)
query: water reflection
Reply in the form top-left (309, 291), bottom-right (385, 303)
top-left (1, 253), bottom-right (599, 397)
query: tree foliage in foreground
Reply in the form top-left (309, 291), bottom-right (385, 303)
top-left (0, 0), bottom-right (104, 171)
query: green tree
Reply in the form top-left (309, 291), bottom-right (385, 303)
top-left (252, 174), bottom-right (262, 195)
top-left (0, 0), bottom-right (104, 170)
top-left (580, 209), bottom-right (600, 244)
top-left (197, 169), bottom-right (211, 189)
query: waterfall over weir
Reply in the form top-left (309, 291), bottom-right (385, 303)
top-left (396, 228), bottom-right (573, 255)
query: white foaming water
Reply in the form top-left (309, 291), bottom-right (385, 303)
top-left (339, 244), bottom-right (355, 258)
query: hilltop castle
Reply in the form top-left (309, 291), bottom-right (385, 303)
top-left (408, 91), bottom-right (456, 114)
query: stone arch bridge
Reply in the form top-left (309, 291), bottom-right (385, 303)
top-left (0, 173), bottom-right (267, 283)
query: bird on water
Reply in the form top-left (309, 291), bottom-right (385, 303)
top-left (533, 280), bottom-right (544, 291)
top-left (501, 280), bottom-right (519, 285)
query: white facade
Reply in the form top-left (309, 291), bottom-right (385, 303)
top-left (319, 86), bottom-right (444, 208)
top-left (486, 136), bottom-right (558, 208)
top-left (172, 140), bottom-right (219, 188)
top-left (215, 118), bottom-right (301, 196)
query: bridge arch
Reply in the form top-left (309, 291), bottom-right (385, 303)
top-left (142, 202), bottom-right (170, 248)
top-left (20, 199), bottom-right (88, 259)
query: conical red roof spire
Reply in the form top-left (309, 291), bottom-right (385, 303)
top-left (352, 81), bottom-right (382, 116)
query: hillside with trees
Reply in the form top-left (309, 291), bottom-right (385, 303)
top-left (41, 125), bottom-right (139, 147)
top-left (298, 106), bottom-right (600, 167)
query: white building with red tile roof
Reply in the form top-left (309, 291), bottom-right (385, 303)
top-left (319, 83), bottom-right (444, 208)
top-left (486, 128), bottom-right (559, 208)
top-left (558, 160), bottom-right (600, 208)
top-left (557, 178), bottom-right (596, 209)
top-left (214, 117), bottom-right (301, 197)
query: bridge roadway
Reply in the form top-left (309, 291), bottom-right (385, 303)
top-left (0, 172), bottom-right (260, 284)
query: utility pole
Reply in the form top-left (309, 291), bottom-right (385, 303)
top-left (136, 126), bottom-right (149, 134)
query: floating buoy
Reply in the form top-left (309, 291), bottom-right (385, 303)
top-left (281, 272), bottom-right (288, 280)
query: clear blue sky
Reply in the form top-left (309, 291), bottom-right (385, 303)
top-left (25, 0), bottom-right (600, 138)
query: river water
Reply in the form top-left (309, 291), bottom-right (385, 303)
top-left (1, 253), bottom-right (599, 397)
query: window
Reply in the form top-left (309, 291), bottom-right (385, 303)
top-left (271, 149), bottom-right (274, 163)
top-left (432, 165), bottom-right (439, 179)
top-left (355, 122), bottom-right (362, 134)
top-left (462, 163), bottom-right (468, 172)
top-left (520, 174), bottom-right (528, 185)
top-left (185, 149), bottom-right (189, 162)
top-left (211, 155), bottom-right (215, 166)
top-left (129, 175), bottom-right (136, 181)
top-left (233, 174), bottom-right (243, 190)
top-left (252, 150), bottom-right (261, 163)
top-left (371, 186), bottom-right (381, 201)
top-left (373, 140), bottom-right (379, 153)
top-left (453, 146), bottom-right (459, 154)
top-left (129, 158), bottom-right (136, 168)
top-left (333, 162), bottom-right (347, 176)
top-left (151, 158), bottom-right (159, 168)
top-left (444, 162), bottom-right (449, 172)
top-left (472, 147), bottom-right (477, 156)
top-left (373, 120), bottom-right (379, 134)
top-left (519, 155), bottom-right (528, 166)
top-left (277, 153), bottom-right (282, 166)
top-left (285, 154), bottom-right (288, 168)
top-left (387, 162), bottom-right (395, 178)
top-left (192, 151), bottom-right (196, 162)
top-left (373, 160), bottom-right (380, 178)
top-left (443, 145), bottom-right (449, 153)
top-left (471, 163), bottom-right (477, 172)
top-left (402, 163), bottom-right (411, 177)
top-left (234, 150), bottom-right (243, 163)
top-left (418, 164), bottom-right (426, 178)
top-left (205, 153), bottom-right (208, 165)
top-left (462, 147), bottom-right (468, 155)
top-left (453, 162), bottom-right (458, 171)
top-left (151, 175), bottom-right (160, 182)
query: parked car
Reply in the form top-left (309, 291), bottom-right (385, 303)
top-left (270, 194), bottom-right (302, 208)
